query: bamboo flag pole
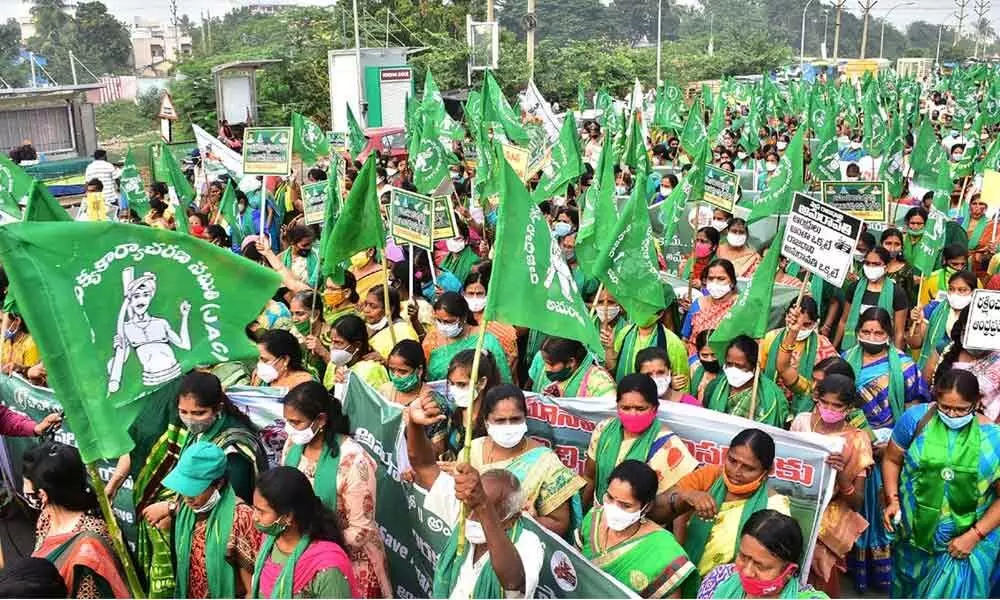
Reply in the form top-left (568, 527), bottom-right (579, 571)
top-left (909, 275), bottom-right (925, 338)
top-left (456, 322), bottom-right (490, 557)
top-left (381, 252), bottom-right (397, 348)
top-left (795, 272), bottom-right (810, 307)
top-left (747, 366), bottom-right (762, 422)
top-left (588, 283), bottom-right (605, 317)
top-left (86, 463), bottom-right (145, 598)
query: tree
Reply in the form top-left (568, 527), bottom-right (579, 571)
top-left (25, 0), bottom-right (132, 82)
top-left (0, 19), bottom-right (29, 88)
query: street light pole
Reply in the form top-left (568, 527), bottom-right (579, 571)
top-left (823, 11), bottom-right (829, 59)
top-left (936, 23), bottom-right (944, 67)
top-left (880, 1), bottom-right (915, 59)
top-left (800, 0), bottom-right (815, 72)
top-left (656, 0), bottom-right (663, 86)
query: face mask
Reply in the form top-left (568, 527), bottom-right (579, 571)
top-left (603, 502), bottom-right (644, 532)
top-left (553, 221), bottom-right (573, 238)
top-left (885, 250), bottom-right (901, 260)
top-left (329, 347), bottom-right (355, 367)
top-left (323, 290), bottom-right (347, 308)
top-left (464, 295), bottom-right (487, 313)
top-left (595, 305), bottom-right (621, 323)
top-left (464, 519), bottom-right (487, 545)
top-left (24, 491), bottom-right (43, 511)
top-left (948, 292), bottom-right (972, 310)
top-left (436, 320), bottom-right (463, 338)
top-left (652, 374), bottom-right (672, 397)
top-left (2, 326), bottom-right (16, 341)
top-left (818, 406), bottom-right (846, 424)
top-left (562, 247), bottom-right (576, 262)
top-left (294, 320), bottom-right (311, 336)
top-left (296, 247), bottom-right (312, 257)
top-left (853, 251), bottom-right (865, 263)
top-left (795, 328), bottom-right (814, 342)
top-left (181, 413), bottom-right (217, 435)
top-left (255, 518), bottom-right (288, 537)
top-left (694, 242), bottom-right (713, 258)
top-left (256, 360), bottom-right (280, 383)
top-left (284, 420), bottom-right (318, 445)
top-left (738, 563), bottom-right (797, 597)
top-left (849, 141), bottom-right (862, 149)
top-left (711, 219), bottom-right (729, 232)
top-left (952, 153), bottom-right (964, 162)
top-left (908, 226), bottom-right (924, 236)
top-left (701, 359), bottom-right (721, 374)
top-left (737, 151), bottom-right (748, 159)
top-left (390, 370), bottom-right (421, 393)
top-left (765, 162), bottom-right (778, 172)
top-left (706, 281), bottom-right (732, 299)
top-left (449, 384), bottom-right (474, 408)
top-left (192, 488), bottom-right (222, 514)
top-left (387, 168), bottom-right (398, 177)
top-left (445, 238), bottom-right (466, 253)
top-left (618, 409), bottom-right (657, 434)
top-left (727, 233), bottom-right (747, 248)
top-left (349, 251), bottom-right (370, 270)
top-left (545, 364), bottom-right (574, 382)
top-left (487, 422), bottom-right (527, 449)
top-left (939, 410), bottom-right (975, 429)
top-left (863, 265), bottom-right (886, 281)
top-left (615, 185), bottom-right (628, 195)
top-left (368, 317), bottom-right (388, 333)
top-left (724, 366), bottom-right (754, 388)
top-left (776, 141), bottom-right (788, 150)
top-left (858, 337), bottom-right (887, 356)
top-left (660, 187), bottom-right (673, 196)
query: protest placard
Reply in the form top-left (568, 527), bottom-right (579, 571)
top-left (981, 170), bottom-right (1000, 215)
top-left (389, 188), bottom-right (457, 249)
top-left (301, 180), bottom-right (328, 225)
top-left (820, 180), bottom-right (887, 222)
top-left (703, 164), bottom-right (740, 211)
top-left (242, 127), bottom-right (293, 175)
top-left (326, 130), bottom-right (347, 155)
top-left (782, 192), bottom-right (863, 288)
top-left (962, 289), bottom-right (1000, 351)
top-left (502, 143), bottom-right (530, 181)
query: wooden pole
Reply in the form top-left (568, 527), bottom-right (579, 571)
top-left (588, 283), bottom-right (605, 317)
top-left (687, 202), bottom-right (704, 301)
top-left (909, 275), bottom-right (925, 337)
top-left (796, 272), bottom-right (810, 306)
top-left (408, 243), bottom-right (415, 303)
top-left (86, 463), bottom-right (146, 598)
top-left (456, 322), bottom-right (490, 556)
top-left (381, 253), bottom-right (397, 348)
top-left (747, 366), bottom-right (762, 422)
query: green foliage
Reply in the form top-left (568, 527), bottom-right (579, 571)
top-left (136, 88), bottom-right (163, 121)
top-left (94, 101), bottom-right (156, 140)
top-left (25, 0), bottom-right (132, 82)
top-left (0, 18), bottom-right (29, 87)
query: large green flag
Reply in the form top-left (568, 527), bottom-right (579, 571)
top-left (707, 89), bottom-right (726, 144)
top-left (679, 97), bottom-right (707, 155)
top-left (622, 109), bottom-right (650, 172)
top-left (0, 222), bottom-right (280, 461)
top-left (660, 141), bottom-right (708, 249)
top-left (291, 112), bottom-right (330, 166)
top-left (862, 85), bottom-right (888, 157)
top-left (322, 154), bottom-right (385, 269)
top-left (347, 104), bottom-right (367, 158)
top-left (22, 180), bottom-right (71, 222)
top-left (593, 165), bottom-right (666, 327)
top-left (912, 169), bottom-right (953, 276)
top-left (708, 225), bottom-right (784, 359)
top-left (653, 82), bottom-right (684, 132)
top-left (0, 154), bottom-right (30, 220)
top-left (978, 136), bottom-right (1000, 175)
top-left (575, 135), bottom-right (617, 278)
top-left (413, 134), bottom-right (453, 195)
top-left (157, 146), bottom-right (193, 235)
top-left (910, 119), bottom-right (947, 183)
top-left (319, 167), bottom-right (343, 279)
top-left (879, 116), bottom-right (907, 198)
top-left (120, 148), bottom-right (150, 219)
top-left (810, 114), bottom-right (839, 182)
top-left (217, 180), bottom-right (243, 247)
top-left (533, 111), bottom-right (584, 202)
top-left (480, 71), bottom-right (530, 147)
top-left (483, 158), bottom-right (602, 355)
top-left (747, 127), bottom-right (804, 223)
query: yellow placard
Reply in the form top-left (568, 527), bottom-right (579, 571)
top-left (982, 170), bottom-right (1000, 216)
top-left (501, 143), bottom-right (530, 182)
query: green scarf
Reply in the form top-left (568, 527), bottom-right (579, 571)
top-left (281, 247), bottom-right (320, 287)
top-left (442, 246), bottom-right (479, 282)
top-left (918, 301), bottom-right (952, 370)
top-left (174, 486), bottom-right (238, 599)
top-left (969, 217), bottom-right (991, 251)
top-left (683, 472), bottom-right (769, 576)
top-left (903, 234), bottom-right (922, 264)
top-left (594, 419), bottom-right (659, 502)
top-left (705, 376), bottom-right (788, 427)
top-left (284, 437), bottom-right (340, 512)
top-left (616, 323), bottom-right (666, 381)
top-left (908, 409), bottom-right (981, 552)
top-left (252, 534), bottom-right (312, 599)
top-left (690, 363), bottom-right (706, 397)
top-left (844, 345), bottom-right (906, 421)
top-left (432, 519), bottom-right (524, 599)
top-left (765, 329), bottom-right (819, 415)
top-left (533, 354), bottom-right (596, 397)
top-left (842, 277), bottom-right (895, 352)
top-left (935, 268), bottom-right (956, 294)
top-left (711, 568), bottom-right (827, 598)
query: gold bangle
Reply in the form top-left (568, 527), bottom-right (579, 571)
top-left (779, 343), bottom-right (797, 353)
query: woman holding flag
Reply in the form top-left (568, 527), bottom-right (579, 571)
top-left (681, 259), bottom-right (740, 355)
top-left (907, 270), bottom-right (977, 374)
top-left (703, 336), bottom-right (788, 427)
top-left (834, 247), bottom-right (909, 351)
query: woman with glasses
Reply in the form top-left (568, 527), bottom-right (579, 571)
top-left (359, 284), bottom-right (419, 360)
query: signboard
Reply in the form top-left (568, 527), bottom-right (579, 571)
top-left (981, 170), bottom-right (1000, 216)
top-left (501, 143), bottom-right (530, 182)
top-left (242, 127), bottom-right (293, 176)
top-left (703, 164), bottom-right (740, 211)
top-left (962, 289), bottom-right (1000, 351)
top-left (157, 92), bottom-right (178, 120)
top-left (821, 180), bottom-right (887, 222)
top-left (782, 192), bottom-right (863, 288)
top-left (388, 188), bottom-right (457, 249)
top-left (301, 181), bottom-right (328, 226)
top-left (326, 131), bottom-right (347, 155)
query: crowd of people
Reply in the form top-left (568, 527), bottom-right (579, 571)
top-left (3, 64), bottom-right (1000, 600)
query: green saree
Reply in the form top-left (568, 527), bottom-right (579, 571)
top-left (427, 330), bottom-right (511, 382)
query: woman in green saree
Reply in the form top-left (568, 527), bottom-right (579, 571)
top-left (703, 335), bottom-right (789, 427)
top-left (529, 336), bottom-right (616, 398)
top-left (422, 292), bottom-right (511, 382)
top-left (577, 460), bottom-right (696, 598)
top-left (435, 221), bottom-right (481, 284)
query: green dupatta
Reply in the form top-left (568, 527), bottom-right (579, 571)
top-left (616, 323), bottom-right (668, 381)
top-left (280, 247), bottom-right (320, 287)
top-left (432, 519), bottom-right (524, 599)
top-left (593, 418), bottom-right (659, 501)
top-left (969, 217), bottom-right (991, 251)
top-left (284, 436), bottom-right (340, 512)
top-left (711, 568), bottom-right (827, 598)
top-left (533, 354), bottom-right (596, 397)
top-left (903, 234), bottom-right (922, 264)
top-left (174, 485), bottom-right (238, 599)
top-left (918, 301), bottom-right (952, 370)
top-left (844, 345), bottom-right (906, 421)
top-left (441, 246), bottom-right (480, 283)
top-left (764, 329), bottom-right (818, 414)
top-left (842, 277), bottom-right (895, 352)
top-left (251, 534), bottom-right (312, 599)
top-left (704, 375), bottom-right (789, 427)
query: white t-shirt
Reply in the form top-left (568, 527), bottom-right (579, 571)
top-left (84, 159), bottom-right (118, 206)
top-left (424, 473), bottom-right (544, 600)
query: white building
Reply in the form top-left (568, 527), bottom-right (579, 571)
top-left (131, 18), bottom-right (192, 77)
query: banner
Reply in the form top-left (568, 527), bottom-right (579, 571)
top-left (781, 192), bottom-right (863, 288)
top-left (820, 180), bottom-right (887, 222)
top-left (301, 181), bottom-right (328, 226)
top-left (703, 165), bottom-right (740, 212)
top-left (388, 187), bottom-right (457, 249)
top-left (192, 124), bottom-right (244, 180)
top-left (962, 289), bottom-right (1000, 351)
top-left (242, 127), bottom-right (293, 176)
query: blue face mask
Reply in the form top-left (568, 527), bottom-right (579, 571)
top-left (553, 221), bottom-right (573, 238)
top-left (486, 210), bottom-right (498, 227)
top-left (938, 410), bottom-right (975, 430)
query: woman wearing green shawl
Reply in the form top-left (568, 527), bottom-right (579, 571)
top-left (529, 336), bottom-right (616, 399)
top-left (423, 292), bottom-right (511, 382)
top-left (901, 206), bottom-right (928, 265)
top-left (437, 224), bottom-right (481, 284)
top-left (834, 247), bottom-right (909, 351)
top-left (881, 228), bottom-right (920, 307)
top-left (163, 441), bottom-right (260, 598)
top-left (696, 510), bottom-right (827, 599)
top-left (607, 313), bottom-right (691, 385)
top-left (703, 336), bottom-right (789, 427)
top-left (277, 225), bottom-right (321, 289)
top-left (906, 270), bottom-right (976, 373)
top-left (577, 460), bottom-right (696, 598)
top-left (582, 374), bottom-right (697, 512)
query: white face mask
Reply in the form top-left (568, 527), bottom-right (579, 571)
top-left (487, 422), bottom-right (527, 448)
top-left (863, 265), bottom-right (886, 281)
top-left (445, 238), bottom-right (466, 253)
top-left (256, 360), bottom-right (280, 383)
top-left (368, 316), bottom-right (388, 333)
top-left (603, 502), bottom-right (643, 532)
top-left (952, 153), bottom-right (964, 162)
top-left (660, 187), bottom-right (673, 196)
top-left (180, 413), bottom-right (217, 435)
top-left (849, 141), bottom-right (862, 149)
top-left (449, 384), bottom-right (473, 408)
top-left (795, 328), bottom-right (814, 342)
top-left (724, 366), bottom-right (755, 388)
top-left (776, 141), bottom-right (788, 150)
top-left (436, 320), bottom-right (463, 338)
top-left (596, 305), bottom-right (621, 323)
top-left (711, 219), bottom-right (729, 232)
top-left (615, 185), bottom-right (627, 195)
top-left (727, 233), bottom-right (747, 248)
top-left (329, 347), bottom-right (355, 367)
top-left (948, 292), bottom-right (972, 310)
top-left (192, 488), bottom-right (221, 514)
top-left (765, 162), bottom-right (778, 172)
top-left (652, 374), bottom-right (672, 397)
top-left (465, 519), bottom-right (487, 544)
top-left (284, 421), bottom-right (318, 446)
top-left (464, 295), bottom-right (487, 313)
top-left (706, 281), bottom-right (732, 299)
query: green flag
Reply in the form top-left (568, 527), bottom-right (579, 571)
top-left (533, 112), bottom-right (585, 202)
top-left (680, 97), bottom-right (707, 156)
top-left (653, 82), bottom-right (684, 132)
top-left (623, 110), bottom-right (650, 172)
top-left (120, 148), bottom-right (150, 219)
top-left (660, 142), bottom-right (708, 249)
top-left (291, 112), bottom-right (330, 166)
top-left (322, 154), bottom-right (385, 269)
top-left (480, 71), bottom-right (530, 147)
top-left (879, 117), bottom-right (907, 198)
top-left (0, 154), bottom-right (30, 220)
top-left (347, 104), bottom-right (367, 158)
top-left (810, 114), bottom-right (840, 182)
top-left (412, 134), bottom-right (453, 195)
top-left (979, 136), bottom-right (1000, 175)
top-left (708, 226), bottom-right (784, 359)
top-left (22, 180), bottom-right (71, 222)
top-left (577, 82), bottom-right (587, 111)
top-left (575, 135), bottom-right (618, 278)
top-left (593, 166), bottom-right (667, 327)
top-left (0, 222), bottom-right (280, 461)
top-left (319, 168), bottom-right (343, 279)
top-left (910, 118), bottom-right (947, 182)
top-left (912, 169), bottom-right (953, 276)
top-left (157, 146), bottom-right (194, 235)
top-left (483, 158), bottom-right (602, 355)
top-left (747, 127), bottom-right (804, 223)
top-left (862, 83), bottom-right (887, 157)
top-left (217, 179), bottom-right (243, 247)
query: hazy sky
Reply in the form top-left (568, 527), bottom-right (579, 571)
top-left (0, 0), bottom-right (990, 34)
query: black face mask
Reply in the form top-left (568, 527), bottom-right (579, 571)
top-left (297, 248), bottom-right (311, 257)
top-left (859, 340), bottom-right (886, 356)
top-left (701, 359), bottom-right (721, 374)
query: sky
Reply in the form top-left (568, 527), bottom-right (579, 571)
top-left (0, 0), bottom-right (993, 35)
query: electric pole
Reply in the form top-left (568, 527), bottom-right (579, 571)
top-left (858, 0), bottom-right (878, 59)
top-left (832, 0), bottom-right (847, 60)
top-left (955, 0), bottom-right (970, 46)
top-left (974, 0), bottom-right (990, 56)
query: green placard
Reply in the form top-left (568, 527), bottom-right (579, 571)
top-left (820, 180), bottom-right (887, 222)
top-left (301, 181), bottom-right (328, 226)
top-left (703, 164), bottom-right (740, 211)
top-left (326, 131), bottom-right (347, 154)
top-left (242, 127), bottom-right (292, 176)
top-left (432, 195), bottom-right (458, 241)
top-left (389, 188), bottom-right (457, 249)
